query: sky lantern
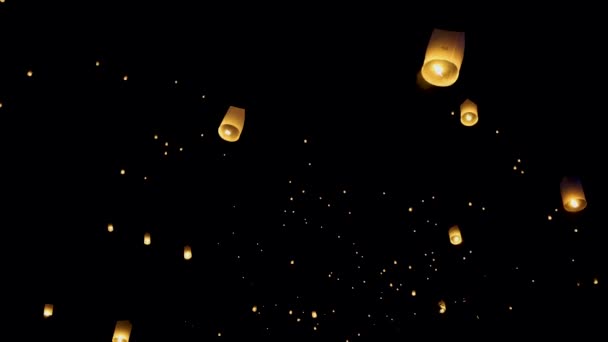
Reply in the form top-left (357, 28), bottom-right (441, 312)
top-left (218, 106), bottom-right (245, 142)
top-left (143, 232), bottom-right (151, 245)
top-left (420, 28), bottom-right (465, 87)
top-left (43, 304), bottom-right (53, 318)
top-left (112, 320), bottom-right (132, 342)
top-left (438, 300), bottom-right (447, 314)
top-left (449, 225), bottom-right (463, 245)
top-left (460, 99), bottom-right (478, 126)
top-left (560, 176), bottom-right (587, 212)
top-left (184, 245), bottom-right (193, 260)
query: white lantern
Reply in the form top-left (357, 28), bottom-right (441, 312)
top-left (420, 29), bottom-right (465, 87)
top-left (218, 106), bottom-right (245, 142)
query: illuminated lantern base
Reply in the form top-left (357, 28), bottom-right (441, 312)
top-left (560, 176), bottom-right (587, 212)
top-left (460, 99), bottom-right (479, 127)
top-left (421, 60), bottom-right (460, 87)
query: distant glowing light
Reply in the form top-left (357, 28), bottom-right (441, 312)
top-left (408, 207), bottom-right (413, 212)
top-left (290, 259), bottom-right (295, 265)
top-left (547, 215), bottom-right (552, 221)
top-left (153, 134), bottom-right (158, 140)
top-left (594, 278), bottom-right (599, 285)
top-left (252, 305), bottom-right (258, 313)
top-left (184, 245), bottom-right (192, 260)
top-left (120, 169), bottom-right (126, 175)
top-left (311, 311), bottom-right (318, 319)
top-left (107, 223), bottom-right (114, 232)
top-left (411, 290), bottom-right (416, 297)
top-left (123, 75), bottom-right (128, 81)
top-left (27, 70), bottom-right (33, 77)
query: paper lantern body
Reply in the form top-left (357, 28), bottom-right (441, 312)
top-left (218, 106), bottom-right (245, 142)
top-left (144, 232), bottom-right (151, 245)
top-left (112, 320), bottom-right (132, 342)
top-left (184, 245), bottom-right (192, 260)
top-left (560, 177), bottom-right (587, 212)
top-left (460, 99), bottom-right (479, 126)
top-left (449, 225), bottom-right (463, 245)
top-left (43, 304), bottom-right (53, 318)
top-left (421, 29), bottom-right (465, 87)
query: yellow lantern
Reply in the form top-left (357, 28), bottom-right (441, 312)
top-left (449, 225), bottom-right (463, 245)
top-left (144, 232), bottom-right (151, 245)
top-left (311, 311), bottom-right (318, 319)
top-left (184, 245), bottom-right (192, 260)
top-left (107, 223), bottom-right (114, 232)
top-left (560, 176), bottom-right (587, 212)
top-left (218, 106), bottom-right (245, 142)
top-left (112, 320), bottom-right (132, 342)
top-left (460, 99), bottom-right (478, 126)
top-left (438, 300), bottom-right (447, 314)
top-left (420, 29), bottom-right (465, 87)
top-left (43, 304), bottom-right (53, 318)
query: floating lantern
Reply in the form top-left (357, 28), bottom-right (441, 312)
top-left (438, 300), bottom-right (447, 314)
top-left (184, 245), bottom-right (192, 260)
top-left (218, 106), bottom-right (245, 142)
top-left (449, 225), bottom-right (463, 245)
top-left (43, 304), bottom-right (53, 318)
top-left (460, 99), bottom-right (478, 126)
top-left (144, 232), bottom-right (151, 245)
top-left (311, 311), bottom-right (318, 319)
top-left (420, 29), bottom-right (465, 87)
top-left (112, 320), bottom-right (132, 342)
top-left (107, 223), bottom-right (114, 232)
top-left (560, 177), bottom-right (587, 212)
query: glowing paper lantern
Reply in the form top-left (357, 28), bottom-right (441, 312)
top-left (311, 311), bottom-right (318, 319)
top-left (112, 320), bottom-right (132, 342)
top-left (144, 232), bottom-right (151, 245)
top-left (420, 29), bottom-right (465, 87)
top-left (460, 99), bottom-right (478, 126)
top-left (43, 304), bottom-right (53, 318)
top-left (449, 225), bottom-right (463, 245)
top-left (107, 223), bottom-right (114, 232)
top-left (184, 245), bottom-right (192, 260)
top-left (560, 176), bottom-right (587, 212)
top-left (218, 106), bottom-right (245, 142)
top-left (438, 300), bottom-right (447, 314)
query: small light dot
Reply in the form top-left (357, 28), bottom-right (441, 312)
top-left (517, 159), bottom-right (521, 163)
top-left (547, 215), bottom-right (552, 221)
top-left (513, 165), bottom-right (517, 170)
top-left (290, 259), bottom-right (295, 265)
top-left (165, 142), bottom-right (169, 147)
top-left (0, 102), bottom-right (3, 108)
top-left (468, 202), bottom-right (473, 207)
top-left (252, 305), bottom-right (258, 313)
top-left (593, 278), bottom-right (599, 285)
top-left (496, 130), bottom-right (500, 134)
top-left (27, 70), bottom-right (33, 77)
top-left (304, 139), bottom-right (308, 143)
top-left (450, 111), bottom-right (454, 115)
top-left (95, 61), bottom-right (100, 67)
top-left (202, 95), bottom-right (206, 99)
top-left (574, 228), bottom-right (578, 233)
top-left (174, 80), bottom-right (178, 84)
top-left (179, 147), bottom-right (183, 151)
top-left (120, 169), bottom-right (126, 175)
top-left (218, 332), bottom-right (222, 337)
top-left (123, 75), bottom-right (128, 81)
top-left (408, 207), bottom-right (413, 212)
top-left (153, 134), bottom-right (158, 140)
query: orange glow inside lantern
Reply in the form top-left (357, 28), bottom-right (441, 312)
top-left (144, 232), bottom-right (151, 245)
top-left (43, 304), bottom-right (53, 318)
top-left (449, 225), bottom-right (463, 245)
top-left (560, 176), bottom-right (587, 212)
top-left (112, 320), bottom-right (132, 342)
top-left (460, 99), bottom-right (478, 126)
top-left (184, 245), bottom-right (192, 260)
top-left (218, 106), bottom-right (245, 142)
top-left (421, 29), bottom-right (465, 87)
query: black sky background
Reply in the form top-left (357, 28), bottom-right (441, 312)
top-left (2, 1), bottom-right (606, 340)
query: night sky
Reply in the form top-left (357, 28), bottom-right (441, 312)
top-left (3, 2), bottom-right (606, 340)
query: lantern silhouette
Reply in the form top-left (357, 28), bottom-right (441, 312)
top-left (112, 320), bottom-right (132, 342)
top-left (460, 99), bottom-right (478, 126)
top-left (449, 225), bottom-right (463, 245)
top-left (218, 106), bottom-right (245, 142)
top-left (560, 176), bottom-right (587, 212)
top-left (43, 304), bottom-right (53, 318)
top-left (184, 245), bottom-right (192, 260)
top-left (420, 29), bottom-right (465, 87)
top-left (144, 232), bottom-right (151, 245)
